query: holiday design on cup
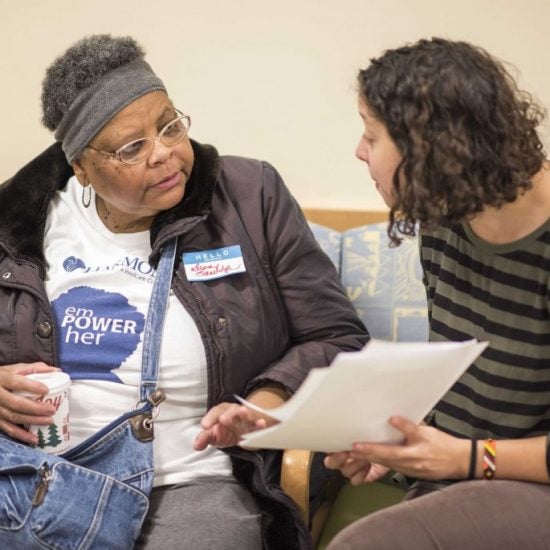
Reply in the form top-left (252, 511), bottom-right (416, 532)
top-left (16, 372), bottom-right (71, 454)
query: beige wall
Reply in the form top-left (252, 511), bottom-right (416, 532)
top-left (1, 0), bottom-right (549, 211)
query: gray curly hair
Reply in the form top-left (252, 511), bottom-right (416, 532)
top-left (41, 34), bottom-right (144, 131)
top-left (41, 34), bottom-right (166, 163)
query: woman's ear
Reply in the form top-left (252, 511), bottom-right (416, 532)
top-left (72, 156), bottom-right (88, 187)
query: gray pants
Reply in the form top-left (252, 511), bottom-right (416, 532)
top-left (135, 477), bottom-right (262, 550)
top-left (327, 479), bottom-right (550, 550)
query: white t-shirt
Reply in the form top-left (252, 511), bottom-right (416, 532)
top-left (44, 176), bottom-right (232, 486)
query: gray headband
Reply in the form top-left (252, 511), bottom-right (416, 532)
top-left (54, 58), bottom-right (166, 164)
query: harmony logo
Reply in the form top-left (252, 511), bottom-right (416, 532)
top-left (63, 256), bottom-right (86, 272)
top-left (52, 286), bottom-right (145, 382)
top-left (61, 255), bottom-right (156, 281)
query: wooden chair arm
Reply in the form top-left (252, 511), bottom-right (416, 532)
top-left (280, 449), bottom-right (314, 523)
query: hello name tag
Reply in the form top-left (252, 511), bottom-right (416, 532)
top-left (182, 245), bottom-right (246, 281)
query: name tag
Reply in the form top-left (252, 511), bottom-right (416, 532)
top-left (182, 245), bottom-right (246, 281)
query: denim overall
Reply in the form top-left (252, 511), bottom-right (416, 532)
top-left (0, 239), bottom-right (177, 550)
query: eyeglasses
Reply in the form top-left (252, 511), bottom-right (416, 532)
top-left (86, 110), bottom-right (191, 166)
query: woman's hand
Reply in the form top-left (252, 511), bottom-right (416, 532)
top-left (193, 384), bottom-right (287, 451)
top-left (343, 416), bottom-right (469, 481)
top-left (0, 363), bottom-right (61, 444)
top-left (324, 452), bottom-right (389, 485)
top-left (193, 403), bottom-right (270, 450)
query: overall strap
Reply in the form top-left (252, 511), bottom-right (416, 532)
top-left (140, 238), bottom-right (177, 402)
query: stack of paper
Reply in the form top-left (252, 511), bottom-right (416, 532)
top-left (239, 339), bottom-right (487, 452)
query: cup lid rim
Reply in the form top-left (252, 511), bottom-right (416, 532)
top-left (25, 372), bottom-right (71, 393)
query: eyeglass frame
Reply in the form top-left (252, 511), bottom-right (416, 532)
top-left (85, 109), bottom-right (191, 166)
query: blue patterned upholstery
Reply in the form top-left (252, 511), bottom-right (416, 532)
top-left (311, 221), bottom-right (428, 342)
top-left (309, 222), bottom-right (342, 273)
top-left (342, 222), bottom-right (428, 341)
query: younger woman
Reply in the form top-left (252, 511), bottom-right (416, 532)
top-left (326, 38), bottom-right (550, 549)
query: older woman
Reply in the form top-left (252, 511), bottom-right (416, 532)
top-left (0, 35), bottom-right (368, 550)
top-left (325, 38), bottom-right (550, 549)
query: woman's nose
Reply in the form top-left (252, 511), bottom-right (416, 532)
top-left (355, 139), bottom-right (369, 163)
top-left (147, 137), bottom-right (172, 165)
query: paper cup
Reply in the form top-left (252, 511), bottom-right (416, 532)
top-left (16, 372), bottom-right (71, 454)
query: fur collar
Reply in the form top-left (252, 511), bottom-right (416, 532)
top-left (0, 139), bottom-right (220, 273)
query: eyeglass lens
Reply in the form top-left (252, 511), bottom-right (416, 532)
top-left (118, 115), bottom-right (190, 164)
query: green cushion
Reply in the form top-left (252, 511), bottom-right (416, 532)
top-left (316, 481), bottom-right (404, 549)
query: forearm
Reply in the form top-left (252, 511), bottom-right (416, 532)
top-left (348, 421), bottom-right (550, 484)
top-left (470, 436), bottom-right (549, 483)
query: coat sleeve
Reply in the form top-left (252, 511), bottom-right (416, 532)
top-left (244, 161), bottom-right (369, 395)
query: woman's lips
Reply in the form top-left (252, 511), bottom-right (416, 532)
top-left (152, 171), bottom-right (182, 190)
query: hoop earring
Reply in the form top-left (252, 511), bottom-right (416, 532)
top-left (81, 184), bottom-right (92, 208)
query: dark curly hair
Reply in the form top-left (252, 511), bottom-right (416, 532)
top-left (41, 34), bottom-right (144, 131)
top-left (358, 37), bottom-right (546, 245)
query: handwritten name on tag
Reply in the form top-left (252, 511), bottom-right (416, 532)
top-left (182, 245), bottom-right (246, 281)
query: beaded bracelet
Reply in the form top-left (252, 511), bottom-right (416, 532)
top-left (483, 438), bottom-right (496, 480)
top-left (467, 438), bottom-right (478, 479)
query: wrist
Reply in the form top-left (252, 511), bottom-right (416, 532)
top-left (247, 383), bottom-right (289, 406)
top-left (447, 437), bottom-right (474, 479)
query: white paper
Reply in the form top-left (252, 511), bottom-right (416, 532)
top-left (239, 339), bottom-right (488, 452)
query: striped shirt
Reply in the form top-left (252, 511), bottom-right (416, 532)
top-left (420, 220), bottom-right (550, 440)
